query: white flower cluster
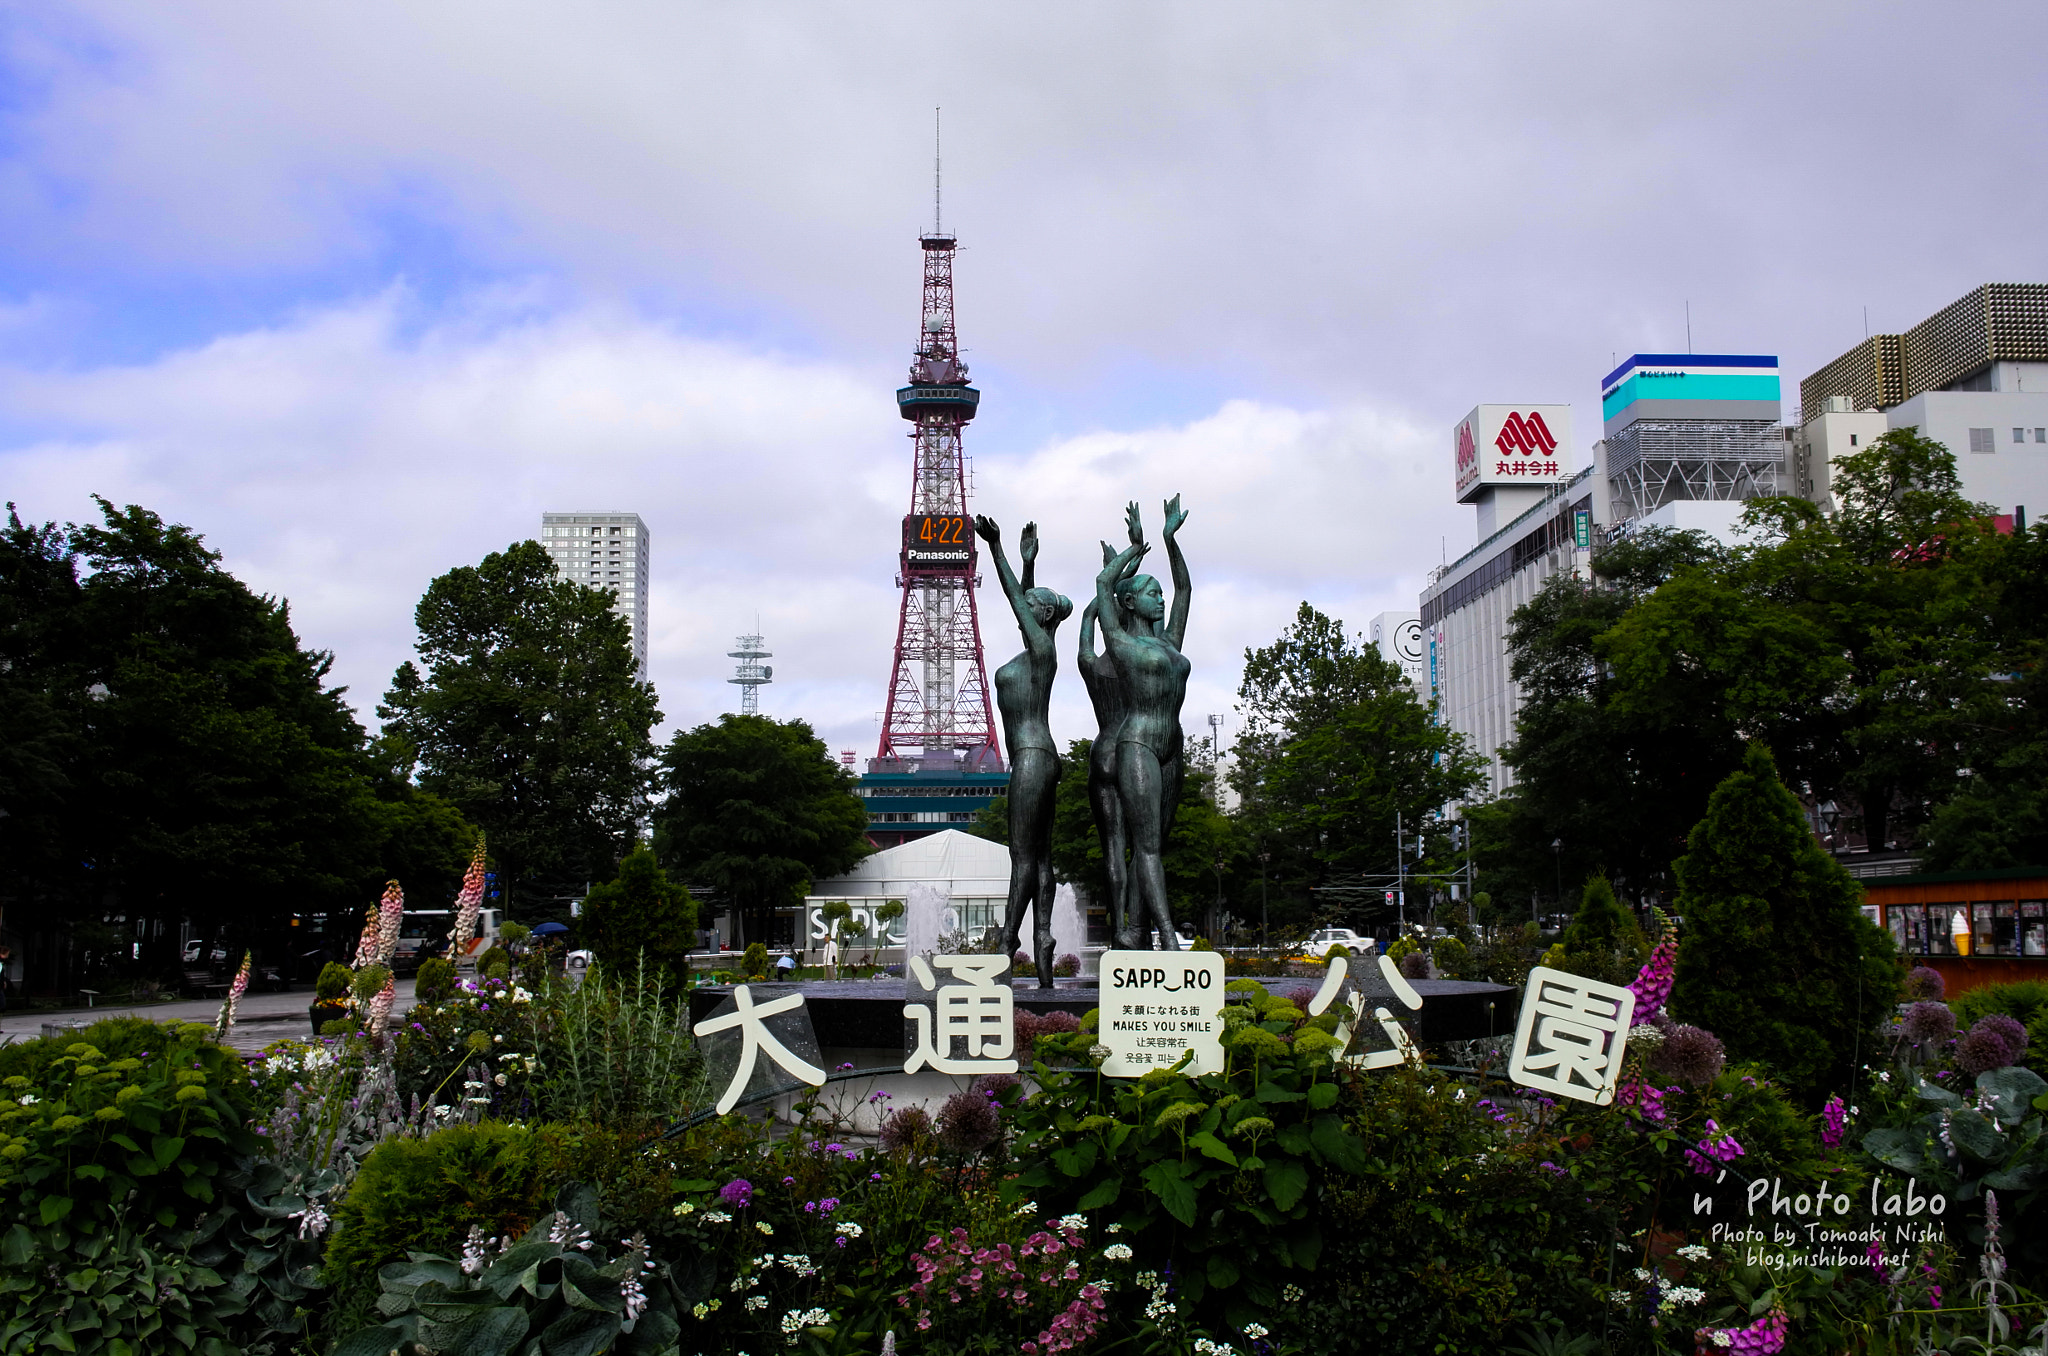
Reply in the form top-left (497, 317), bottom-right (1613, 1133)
top-left (835, 1221), bottom-right (864, 1239)
top-left (1102, 1243), bottom-right (1134, 1261)
top-left (1243, 1323), bottom-right (1269, 1340)
top-left (1709, 1331), bottom-right (1733, 1348)
top-left (1609, 1290), bottom-right (1633, 1305)
top-left (460, 1224), bottom-right (489, 1276)
top-left (673, 1202), bottom-right (696, 1218)
top-left (1675, 1244), bottom-right (1711, 1263)
top-left (1660, 1285), bottom-right (1706, 1308)
top-left (1280, 1284), bottom-right (1303, 1303)
top-left (781, 1254), bottom-right (819, 1278)
top-left (1056, 1213), bottom-right (1088, 1232)
top-left (621, 1273), bottom-right (648, 1322)
top-left (744, 1295), bottom-right (768, 1312)
top-left (547, 1212), bottom-right (592, 1250)
top-left (1192, 1340), bottom-right (1235, 1356)
top-left (1142, 1273), bottom-right (1176, 1323)
top-left (1626, 1025), bottom-right (1667, 1051)
top-left (781, 1307), bottom-right (831, 1344)
top-left (292, 1200), bottom-right (330, 1241)
top-left (1012, 1200), bottom-right (1039, 1218)
top-left (756, 1221), bottom-right (775, 1235)
top-left (702, 1210), bottom-right (733, 1224)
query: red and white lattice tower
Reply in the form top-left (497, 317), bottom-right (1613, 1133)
top-left (873, 224), bottom-right (1003, 772)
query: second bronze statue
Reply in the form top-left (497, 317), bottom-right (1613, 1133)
top-left (974, 515), bottom-right (1071, 986)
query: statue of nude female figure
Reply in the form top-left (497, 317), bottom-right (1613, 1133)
top-left (1094, 497), bottom-right (1192, 951)
top-left (973, 515), bottom-right (1072, 986)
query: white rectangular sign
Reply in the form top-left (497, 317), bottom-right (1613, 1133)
top-left (1454, 404), bottom-right (1573, 503)
top-left (1508, 966), bottom-right (1635, 1105)
top-left (1098, 950), bottom-right (1226, 1077)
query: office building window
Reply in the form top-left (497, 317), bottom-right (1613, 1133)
top-left (2036, 428), bottom-right (2045, 443)
top-left (1970, 428), bottom-right (1996, 454)
top-left (1848, 434), bottom-right (1858, 447)
top-left (2017, 428), bottom-right (2029, 444)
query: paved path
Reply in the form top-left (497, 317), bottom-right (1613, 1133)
top-left (1, 981), bottom-right (420, 1055)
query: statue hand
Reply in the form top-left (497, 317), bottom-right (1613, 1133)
top-left (1100, 540), bottom-right (1117, 566)
top-left (1020, 521), bottom-right (1039, 563)
top-left (1125, 501), bottom-right (1145, 547)
top-left (1163, 493), bottom-right (1188, 537)
top-left (974, 514), bottom-right (1000, 545)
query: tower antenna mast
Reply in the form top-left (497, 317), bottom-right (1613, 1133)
top-left (934, 107), bottom-right (942, 236)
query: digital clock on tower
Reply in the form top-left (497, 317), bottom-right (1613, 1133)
top-left (901, 515), bottom-right (973, 573)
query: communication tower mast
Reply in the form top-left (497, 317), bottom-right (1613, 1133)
top-left (728, 634), bottom-right (772, 715)
top-left (873, 163), bottom-right (1001, 771)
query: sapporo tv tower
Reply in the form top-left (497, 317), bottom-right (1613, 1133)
top-left (872, 128), bottom-right (1003, 780)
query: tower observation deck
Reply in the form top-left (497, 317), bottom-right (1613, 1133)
top-left (871, 228), bottom-right (1002, 775)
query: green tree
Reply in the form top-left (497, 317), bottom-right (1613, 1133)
top-left (0, 500), bottom-right (455, 974)
top-left (653, 714), bottom-right (869, 948)
top-left (379, 541), bottom-right (659, 915)
top-left (1230, 604), bottom-right (1484, 929)
top-left (966, 794), bottom-right (1009, 846)
top-left (1561, 874), bottom-right (1636, 956)
top-left (579, 845), bottom-right (697, 984)
top-left (1668, 742), bottom-right (1899, 1101)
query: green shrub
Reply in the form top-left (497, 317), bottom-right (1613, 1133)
top-left (499, 921), bottom-right (532, 946)
top-left (476, 944), bottom-right (511, 977)
top-left (316, 962), bottom-right (353, 1002)
top-left (414, 956), bottom-right (457, 1005)
top-left (324, 1122), bottom-right (581, 1331)
top-left (740, 942), bottom-right (768, 978)
top-left (1432, 934), bottom-right (1471, 978)
top-left (0, 1020), bottom-right (256, 1243)
top-left (0, 1222), bottom-right (241, 1355)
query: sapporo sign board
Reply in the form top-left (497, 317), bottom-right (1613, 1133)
top-left (1098, 950), bottom-right (1226, 1077)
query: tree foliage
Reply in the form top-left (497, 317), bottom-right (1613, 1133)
top-left (1229, 604), bottom-right (1483, 929)
top-left (379, 541), bottom-right (658, 914)
top-left (579, 845), bottom-right (697, 985)
top-left (1668, 742), bottom-right (1899, 1101)
top-left (652, 714), bottom-right (869, 947)
top-left (0, 500), bottom-right (472, 973)
top-left (1496, 429), bottom-right (2012, 902)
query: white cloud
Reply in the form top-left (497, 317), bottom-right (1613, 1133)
top-left (0, 290), bottom-right (1447, 759)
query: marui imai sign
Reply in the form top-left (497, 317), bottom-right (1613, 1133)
top-left (1098, 951), bottom-right (1225, 1077)
top-left (1453, 404), bottom-right (1573, 503)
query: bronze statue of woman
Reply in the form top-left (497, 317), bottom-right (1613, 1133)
top-left (974, 515), bottom-right (1072, 986)
top-left (1078, 542), bottom-right (1144, 946)
top-left (1094, 497), bottom-right (1191, 950)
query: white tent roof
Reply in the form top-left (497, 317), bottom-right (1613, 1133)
top-left (808, 829), bottom-right (1010, 899)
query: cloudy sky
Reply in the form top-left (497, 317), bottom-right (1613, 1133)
top-left (2, 3), bottom-right (2043, 759)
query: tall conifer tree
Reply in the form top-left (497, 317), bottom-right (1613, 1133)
top-left (1669, 742), bottom-right (1898, 1100)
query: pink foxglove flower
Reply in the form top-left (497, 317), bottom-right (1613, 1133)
top-left (375, 880), bottom-right (404, 967)
top-left (451, 836), bottom-right (487, 956)
top-left (353, 902), bottom-right (381, 968)
top-left (1821, 1094), bottom-right (1848, 1149)
top-left (1630, 930), bottom-right (1678, 1023)
top-left (214, 951), bottom-right (253, 1037)
top-left (368, 969), bottom-right (397, 1046)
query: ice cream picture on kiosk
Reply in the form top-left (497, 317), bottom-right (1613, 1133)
top-left (1952, 909), bottom-right (1972, 957)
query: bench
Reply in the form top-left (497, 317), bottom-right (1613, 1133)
top-left (77, 989), bottom-right (100, 1008)
top-left (183, 969), bottom-right (230, 997)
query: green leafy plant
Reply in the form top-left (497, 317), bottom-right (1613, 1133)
top-left (0, 1023), bottom-right (256, 1243)
top-left (1007, 978), bottom-right (1369, 1331)
top-left (533, 956), bottom-right (705, 1126)
top-left (477, 944), bottom-right (511, 979)
top-left (0, 1221), bottom-right (239, 1355)
top-left (335, 1184), bottom-right (684, 1356)
top-left (741, 941), bottom-right (769, 979)
top-left (316, 962), bottom-right (353, 1003)
top-left (414, 957), bottom-right (457, 1005)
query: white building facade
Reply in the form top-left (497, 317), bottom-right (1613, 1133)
top-left (540, 511), bottom-right (650, 682)
top-left (1798, 285), bottom-right (2048, 524)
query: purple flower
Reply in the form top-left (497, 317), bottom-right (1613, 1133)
top-left (1956, 1014), bottom-right (2028, 1075)
top-left (1901, 1001), bottom-right (1955, 1047)
top-left (1683, 1119), bottom-right (1745, 1175)
top-left (1629, 934), bottom-right (1678, 1021)
top-left (1821, 1094), bottom-right (1847, 1149)
top-left (1903, 966), bottom-right (1945, 1001)
top-left (718, 1179), bottom-right (753, 1209)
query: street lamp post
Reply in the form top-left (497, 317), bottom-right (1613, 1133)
top-left (1259, 852), bottom-right (1271, 953)
top-left (1550, 838), bottom-right (1563, 925)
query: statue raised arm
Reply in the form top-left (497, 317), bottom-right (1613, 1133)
top-left (975, 514), bottom-right (1071, 985)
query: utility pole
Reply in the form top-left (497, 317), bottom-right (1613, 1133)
top-left (1259, 851), bottom-right (1271, 952)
